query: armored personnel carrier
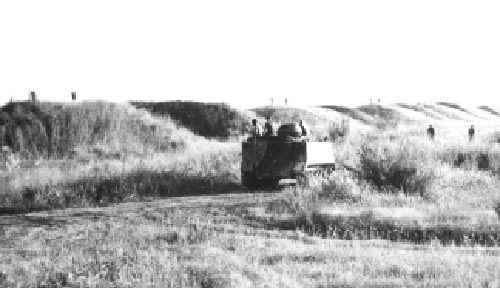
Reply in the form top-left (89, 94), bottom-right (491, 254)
top-left (241, 122), bottom-right (335, 189)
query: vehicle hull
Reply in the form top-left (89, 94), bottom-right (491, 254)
top-left (241, 137), bottom-right (335, 189)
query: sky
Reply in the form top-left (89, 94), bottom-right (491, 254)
top-left (1, 0), bottom-right (499, 109)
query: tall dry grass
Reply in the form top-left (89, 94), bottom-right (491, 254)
top-left (269, 121), bottom-right (500, 246)
top-left (0, 101), bottom-right (199, 161)
top-left (1, 141), bottom-right (241, 214)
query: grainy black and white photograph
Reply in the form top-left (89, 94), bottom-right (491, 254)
top-left (1, 1), bottom-right (500, 287)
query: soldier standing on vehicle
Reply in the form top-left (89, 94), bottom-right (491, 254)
top-left (427, 125), bottom-right (435, 140)
top-left (468, 125), bottom-right (475, 141)
top-left (250, 119), bottom-right (262, 137)
top-left (299, 119), bottom-right (309, 136)
top-left (264, 116), bottom-right (274, 136)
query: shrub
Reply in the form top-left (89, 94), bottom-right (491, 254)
top-left (358, 139), bottom-right (434, 195)
top-left (438, 145), bottom-right (500, 174)
top-left (477, 153), bottom-right (490, 171)
top-left (319, 174), bottom-right (360, 203)
top-left (327, 120), bottom-right (349, 141)
top-left (489, 131), bottom-right (500, 144)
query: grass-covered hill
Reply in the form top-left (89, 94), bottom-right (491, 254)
top-left (131, 101), bottom-right (259, 139)
top-left (0, 101), bottom-right (197, 159)
top-left (395, 103), bottom-right (500, 122)
top-left (2, 101), bottom-right (498, 161)
top-left (127, 101), bottom-right (500, 141)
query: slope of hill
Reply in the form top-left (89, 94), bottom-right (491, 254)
top-left (395, 103), bottom-right (443, 120)
top-left (320, 105), bottom-right (375, 124)
top-left (323, 104), bottom-right (420, 128)
top-left (0, 101), bottom-right (197, 159)
top-left (478, 105), bottom-right (500, 117)
top-left (393, 103), bottom-right (499, 123)
top-left (436, 102), bottom-right (484, 120)
top-left (131, 101), bottom-right (258, 139)
top-left (436, 102), bottom-right (469, 113)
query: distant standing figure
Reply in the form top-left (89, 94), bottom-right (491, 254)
top-left (30, 91), bottom-right (36, 103)
top-left (264, 116), bottom-right (274, 136)
top-left (250, 119), bottom-right (262, 137)
top-left (468, 125), bottom-right (475, 141)
top-left (427, 125), bottom-right (435, 140)
top-left (299, 119), bottom-right (309, 136)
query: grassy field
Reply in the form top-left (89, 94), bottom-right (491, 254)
top-left (1, 101), bottom-right (500, 287)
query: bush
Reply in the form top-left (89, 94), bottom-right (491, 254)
top-left (477, 153), bottom-right (490, 171)
top-left (358, 139), bottom-right (434, 195)
top-left (438, 145), bottom-right (500, 174)
top-left (489, 131), bottom-right (500, 144)
top-left (327, 120), bottom-right (349, 141)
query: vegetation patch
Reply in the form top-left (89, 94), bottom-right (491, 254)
top-left (358, 140), bottom-right (435, 195)
top-left (257, 184), bottom-right (500, 247)
top-left (438, 146), bottom-right (500, 175)
top-left (6, 171), bottom-right (235, 214)
top-left (1, 147), bottom-right (241, 214)
top-left (489, 131), bottom-right (500, 144)
top-left (0, 101), bottom-right (187, 159)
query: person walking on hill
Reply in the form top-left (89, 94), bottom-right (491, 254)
top-left (264, 116), bottom-right (274, 137)
top-left (250, 119), bottom-right (262, 137)
top-left (427, 125), bottom-right (435, 140)
top-left (468, 125), bottom-right (475, 141)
